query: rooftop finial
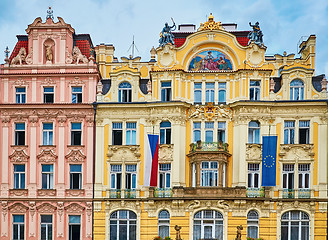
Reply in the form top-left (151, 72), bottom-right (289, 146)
top-left (46, 6), bottom-right (54, 20)
top-left (4, 46), bottom-right (10, 63)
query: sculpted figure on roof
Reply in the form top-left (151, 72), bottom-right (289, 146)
top-left (248, 21), bottom-right (263, 46)
top-left (159, 18), bottom-right (176, 47)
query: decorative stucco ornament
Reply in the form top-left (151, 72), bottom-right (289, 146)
top-left (4, 46), bottom-right (10, 63)
top-left (248, 22), bottom-right (264, 46)
top-left (46, 6), bottom-right (54, 20)
top-left (159, 18), bottom-right (176, 47)
top-left (198, 13), bottom-right (224, 31)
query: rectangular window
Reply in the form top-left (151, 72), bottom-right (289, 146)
top-left (161, 82), bottom-right (171, 102)
top-left (43, 123), bottom-right (53, 145)
top-left (110, 165), bottom-right (122, 189)
top-left (205, 82), bottom-right (215, 103)
top-left (125, 165), bottom-right (137, 190)
top-left (160, 122), bottom-right (171, 144)
top-left (201, 161), bottom-right (218, 186)
top-left (15, 87), bottom-right (26, 104)
top-left (112, 122), bottom-right (123, 145)
top-left (298, 164), bottom-right (310, 189)
top-left (193, 122), bottom-right (201, 143)
top-left (70, 165), bottom-right (82, 189)
top-left (71, 123), bottom-right (82, 146)
top-left (205, 122), bottom-right (214, 142)
top-left (14, 165), bottom-right (25, 189)
top-left (13, 215), bottom-right (24, 240)
top-left (69, 216), bottom-right (81, 240)
top-left (299, 120), bottom-right (310, 144)
top-left (159, 163), bottom-right (171, 188)
top-left (284, 121), bottom-right (295, 144)
top-left (282, 164), bottom-right (294, 189)
top-left (217, 122), bottom-right (225, 142)
top-left (194, 83), bottom-right (202, 104)
top-left (41, 215), bottom-right (52, 240)
top-left (42, 164), bottom-right (53, 189)
top-left (250, 80), bottom-right (260, 101)
top-left (15, 123), bottom-right (25, 146)
top-left (218, 83), bottom-right (226, 103)
top-left (43, 87), bottom-right (54, 103)
top-left (248, 163), bottom-right (260, 188)
top-left (126, 122), bottom-right (136, 145)
top-left (72, 87), bottom-right (82, 103)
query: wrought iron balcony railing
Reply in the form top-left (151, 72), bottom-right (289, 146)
top-left (190, 141), bottom-right (229, 153)
top-left (246, 187), bottom-right (265, 198)
top-left (282, 189), bottom-right (295, 199)
top-left (109, 189), bottom-right (121, 199)
top-left (154, 188), bottom-right (173, 198)
top-left (298, 189), bottom-right (311, 199)
top-left (125, 189), bottom-right (137, 199)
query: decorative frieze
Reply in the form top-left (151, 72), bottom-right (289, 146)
top-left (279, 144), bottom-right (314, 161)
top-left (107, 145), bottom-right (140, 163)
top-left (65, 189), bottom-right (85, 197)
top-left (245, 144), bottom-right (262, 162)
top-left (37, 189), bottom-right (56, 197)
top-left (158, 144), bottom-right (173, 162)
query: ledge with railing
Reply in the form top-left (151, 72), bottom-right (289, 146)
top-left (153, 188), bottom-right (173, 198)
top-left (189, 141), bottom-right (229, 153)
top-left (246, 187), bottom-right (265, 198)
top-left (109, 189), bottom-right (138, 199)
top-left (281, 189), bottom-right (312, 199)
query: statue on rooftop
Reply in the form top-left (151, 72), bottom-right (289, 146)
top-left (46, 7), bottom-right (54, 20)
top-left (248, 21), bottom-right (263, 46)
top-left (159, 18), bottom-right (176, 47)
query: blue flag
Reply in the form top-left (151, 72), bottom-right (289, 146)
top-left (262, 136), bottom-right (277, 186)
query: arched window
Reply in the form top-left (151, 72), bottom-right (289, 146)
top-left (281, 211), bottom-right (309, 240)
top-left (290, 80), bottom-right (304, 100)
top-left (110, 210), bottom-right (137, 240)
top-left (248, 121), bottom-right (260, 144)
top-left (160, 122), bottom-right (171, 144)
top-left (193, 210), bottom-right (223, 240)
top-left (158, 210), bottom-right (170, 239)
top-left (118, 82), bottom-right (132, 102)
top-left (247, 210), bottom-right (259, 238)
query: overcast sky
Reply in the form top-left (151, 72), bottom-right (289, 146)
top-left (0, 0), bottom-right (327, 75)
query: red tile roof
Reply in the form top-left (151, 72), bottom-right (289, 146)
top-left (236, 36), bottom-right (249, 47)
top-left (75, 40), bottom-right (91, 58)
top-left (175, 38), bottom-right (186, 48)
top-left (9, 40), bottom-right (28, 63)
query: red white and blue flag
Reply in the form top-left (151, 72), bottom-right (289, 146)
top-left (144, 134), bottom-right (159, 187)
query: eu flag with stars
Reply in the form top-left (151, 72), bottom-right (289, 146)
top-left (262, 136), bottom-right (277, 186)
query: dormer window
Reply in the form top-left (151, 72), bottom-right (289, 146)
top-left (118, 82), bottom-right (132, 102)
top-left (290, 79), bottom-right (304, 100)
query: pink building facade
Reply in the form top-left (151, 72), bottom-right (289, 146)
top-left (0, 14), bottom-right (99, 239)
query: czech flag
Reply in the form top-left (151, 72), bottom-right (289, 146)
top-left (144, 134), bottom-right (159, 187)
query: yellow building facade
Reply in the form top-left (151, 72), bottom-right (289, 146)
top-left (93, 15), bottom-right (328, 240)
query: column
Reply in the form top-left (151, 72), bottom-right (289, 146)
top-left (86, 116), bottom-right (94, 198)
top-left (94, 120), bottom-right (104, 198)
top-left (57, 117), bottom-right (66, 197)
top-left (1, 117), bottom-right (10, 198)
top-left (29, 116), bottom-right (38, 198)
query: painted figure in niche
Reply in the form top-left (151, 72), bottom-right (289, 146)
top-left (188, 50), bottom-right (232, 71)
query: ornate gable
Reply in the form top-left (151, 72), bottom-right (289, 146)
top-left (65, 149), bottom-right (86, 163)
top-left (36, 203), bottom-right (57, 213)
top-left (9, 150), bottom-right (29, 163)
top-left (8, 203), bottom-right (29, 213)
top-left (64, 203), bottom-right (85, 214)
top-left (37, 149), bottom-right (58, 163)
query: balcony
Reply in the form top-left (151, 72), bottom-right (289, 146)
top-left (246, 187), bottom-right (265, 198)
top-left (153, 188), bottom-right (173, 198)
top-left (110, 189), bottom-right (121, 198)
top-left (282, 189), bottom-right (295, 199)
top-left (109, 189), bottom-right (138, 199)
top-left (189, 141), bottom-right (229, 153)
top-left (298, 189), bottom-right (311, 199)
top-left (124, 189), bottom-right (137, 199)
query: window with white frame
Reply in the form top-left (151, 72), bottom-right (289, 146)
top-left (218, 83), bottom-right (226, 103)
top-left (299, 120), bottom-right (310, 144)
top-left (13, 215), bottom-right (24, 240)
top-left (205, 122), bottom-right (214, 142)
top-left (70, 165), bottom-right (82, 190)
top-left (281, 211), bottom-right (309, 240)
top-left (14, 165), bottom-right (25, 189)
top-left (15, 87), bottom-right (26, 103)
top-left (72, 87), bottom-right (82, 103)
top-left (126, 122), bottom-right (136, 145)
top-left (71, 123), bottom-right (82, 146)
top-left (282, 164), bottom-right (294, 190)
top-left (43, 87), bottom-right (54, 103)
top-left (69, 215), bottom-right (81, 240)
top-left (110, 210), bottom-right (137, 240)
top-left (193, 122), bottom-right (201, 143)
top-left (42, 123), bottom-right (53, 145)
top-left (217, 122), bottom-right (226, 142)
top-left (118, 82), bottom-right (132, 103)
top-left (248, 163), bottom-right (260, 188)
top-left (284, 121), bottom-right (295, 144)
top-left (205, 82), bottom-right (215, 103)
top-left (110, 165), bottom-right (122, 190)
top-left (250, 80), bottom-right (260, 101)
top-left (247, 210), bottom-right (259, 239)
top-left (290, 79), bottom-right (304, 100)
top-left (42, 164), bottom-right (53, 189)
top-left (41, 215), bottom-right (52, 240)
top-left (201, 161), bottom-right (218, 187)
top-left (125, 165), bottom-right (137, 190)
top-left (193, 210), bottom-right (223, 240)
top-left (158, 210), bottom-right (170, 239)
top-left (159, 163), bottom-right (171, 189)
top-left (160, 121), bottom-right (171, 144)
top-left (161, 82), bottom-right (171, 102)
top-left (15, 123), bottom-right (25, 146)
top-left (194, 82), bottom-right (202, 104)
top-left (298, 164), bottom-right (310, 189)
top-left (112, 122), bottom-right (123, 145)
top-left (248, 121), bottom-right (260, 144)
